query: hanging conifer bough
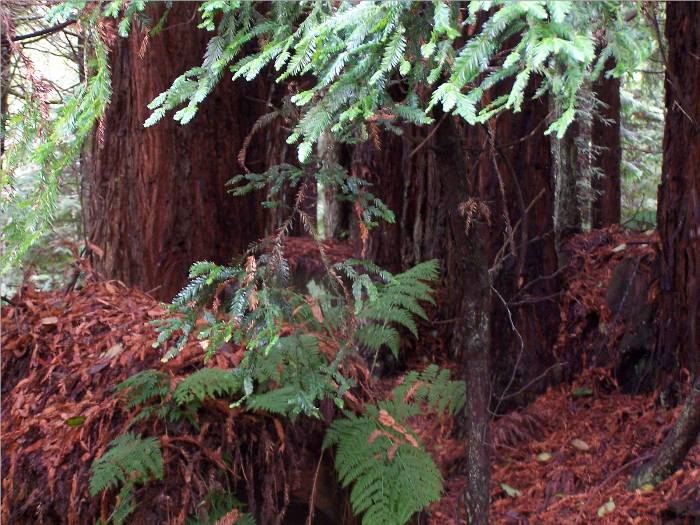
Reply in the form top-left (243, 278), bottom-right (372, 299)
top-left (2, 1), bottom-right (656, 524)
top-left (1, 1), bottom-right (649, 270)
top-left (1, 3), bottom-right (113, 272)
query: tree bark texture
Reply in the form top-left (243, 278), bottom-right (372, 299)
top-left (631, 378), bottom-right (700, 488)
top-left (317, 130), bottom-right (341, 240)
top-left (553, 118), bottom-right (582, 251)
top-left (631, 1), bottom-right (700, 487)
top-left (440, 117), bottom-right (492, 525)
top-left (352, 90), bottom-right (559, 407)
top-left (479, 92), bottom-right (560, 409)
top-left (350, 125), bottom-right (447, 273)
top-left (85, 3), bottom-right (284, 300)
top-left (1, 18), bottom-right (14, 157)
top-left (655, 1), bottom-right (700, 379)
top-left (591, 58), bottom-right (622, 228)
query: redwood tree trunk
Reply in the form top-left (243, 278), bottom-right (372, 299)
top-left (553, 116), bottom-right (582, 251)
top-left (655, 2), bottom-right (700, 381)
top-left (350, 125), bottom-right (447, 273)
top-left (591, 58), bottom-right (622, 228)
top-left (631, 2), bottom-right (700, 487)
top-left (85, 3), bottom-right (276, 300)
top-left (481, 92), bottom-right (560, 409)
top-left (439, 117), bottom-right (492, 525)
top-left (353, 94), bottom-right (559, 407)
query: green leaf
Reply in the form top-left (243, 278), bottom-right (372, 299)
top-left (500, 483), bottom-right (522, 498)
top-left (597, 497), bottom-right (615, 517)
top-left (572, 387), bottom-right (593, 398)
top-left (66, 416), bottom-right (86, 427)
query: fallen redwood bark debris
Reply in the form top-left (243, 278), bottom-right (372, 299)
top-left (3, 232), bottom-right (699, 525)
top-left (428, 369), bottom-right (700, 524)
top-left (1, 280), bottom-right (346, 525)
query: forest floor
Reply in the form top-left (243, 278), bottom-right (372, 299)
top-left (2, 232), bottom-right (699, 524)
top-left (430, 378), bottom-right (700, 524)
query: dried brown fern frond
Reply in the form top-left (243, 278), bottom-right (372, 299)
top-left (458, 198), bottom-right (491, 235)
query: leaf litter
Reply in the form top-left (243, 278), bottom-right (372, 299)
top-left (2, 232), bottom-right (699, 524)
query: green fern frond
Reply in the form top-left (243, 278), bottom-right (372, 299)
top-left (89, 433), bottom-right (163, 496)
top-left (115, 370), bottom-right (170, 410)
top-left (390, 364), bottom-right (466, 416)
top-left (110, 483), bottom-right (137, 525)
top-left (359, 307), bottom-right (418, 337)
top-left (324, 413), bottom-right (442, 525)
top-left (322, 365), bottom-right (463, 525)
top-left (245, 385), bottom-right (300, 415)
top-left (356, 324), bottom-right (400, 357)
top-left (173, 368), bottom-right (242, 406)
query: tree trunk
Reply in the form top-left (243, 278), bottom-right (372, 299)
top-left (350, 125), bottom-right (447, 273)
top-left (1, 17), bottom-right (14, 157)
top-left (631, 1), bottom-right (700, 487)
top-left (352, 92), bottom-right (559, 407)
top-left (591, 58), bottom-right (622, 228)
top-left (317, 131), bottom-right (341, 240)
top-left (631, 378), bottom-right (700, 487)
top-left (480, 93), bottom-right (560, 409)
top-left (85, 3), bottom-right (277, 300)
top-left (349, 92), bottom-right (557, 519)
top-left (440, 117), bottom-right (492, 525)
top-left (553, 117), bottom-right (582, 252)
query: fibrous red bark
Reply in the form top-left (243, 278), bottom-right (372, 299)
top-left (85, 3), bottom-right (278, 300)
top-left (631, 1), bottom-right (700, 487)
top-left (655, 2), bottom-right (700, 380)
top-left (479, 92), bottom-right (560, 408)
top-left (591, 57), bottom-right (622, 228)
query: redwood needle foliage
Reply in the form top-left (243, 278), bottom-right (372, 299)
top-left (2, 1), bottom-right (654, 271)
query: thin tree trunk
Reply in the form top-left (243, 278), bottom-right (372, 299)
top-left (630, 1), bottom-right (700, 487)
top-left (591, 57), bottom-right (622, 228)
top-left (554, 117), bottom-right (582, 253)
top-left (1, 20), bottom-right (13, 157)
top-left (317, 130), bottom-right (340, 240)
top-left (631, 378), bottom-right (700, 487)
top-left (440, 116), bottom-right (492, 525)
top-left (85, 2), bottom-right (274, 300)
top-left (456, 235), bottom-right (492, 525)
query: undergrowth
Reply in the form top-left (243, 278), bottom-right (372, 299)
top-left (90, 251), bottom-right (465, 525)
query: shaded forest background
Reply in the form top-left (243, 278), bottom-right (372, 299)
top-left (1, 2), bottom-right (699, 524)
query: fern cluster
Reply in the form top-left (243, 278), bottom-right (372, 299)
top-left (89, 428), bottom-right (256, 524)
top-left (95, 362), bottom-right (465, 525)
top-left (152, 252), bottom-right (440, 413)
top-left (92, 251), bottom-right (460, 524)
top-left (324, 364), bottom-right (466, 525)
top-left (89, 433), bottom-right (163, 525)
top-left (339, 259), bottom-right (439, 358)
